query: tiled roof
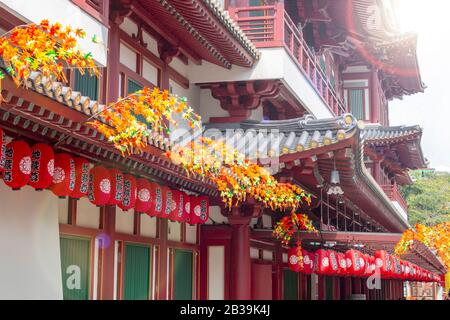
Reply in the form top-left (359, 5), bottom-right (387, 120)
top-left (363, 124), bottom-right (422, 143)
top-left (203, 114), bottom-right (359, 159)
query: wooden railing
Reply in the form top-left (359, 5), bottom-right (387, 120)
top-left (228, 3), bottom-right (347, 115)
top-left (381, 184), bottom-right (408, 214)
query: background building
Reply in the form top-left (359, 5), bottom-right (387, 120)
top-left (0, 0), bottom-right (445, 300)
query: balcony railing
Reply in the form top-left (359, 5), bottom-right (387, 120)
top-left (228, 3), bottom-right (347, 115)
top-left (381, 184), bottom-right (408, 214)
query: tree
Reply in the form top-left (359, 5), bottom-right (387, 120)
top-left (401, 170), bottom-right (450, 226)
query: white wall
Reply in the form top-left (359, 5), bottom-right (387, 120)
top-left (189, 48), bottom-right (334, 119)
top-left (208, 246), bottom-right (225, 300)
top-left (0, 0), bottom-right (108, 66)
top-left (0, 183), bottom-right (63, 299)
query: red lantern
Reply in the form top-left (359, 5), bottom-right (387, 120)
top-left (107, 168), bottom-right (124, 206)
top-left (28, 143), bottom-right (54, 190)
top-left (88, 166), bottom-right (111, 206)
top-left (328, 250), bottom-right (339, 275)
top-left (183, 192), bottom-right (191, 221)
top-left (302, 249), bottom-right (314, 275)
top-left (190, 195), bottom-right (209, 224)
top-left (2, 140), bottom-right (32, 190)
top-left (135, 178), bottom-right (152, 213)
top-left (118, 174), bottom-right (137, 211)
top-left (288, 246), bottom-right (303, 273)
top-left (70, 157), bottom-right (91, 199)
top-left (146, 183), bottom-right (164, 218)
top-left (337, 252), bottom-right (347, 275)
top-left (345, 250), bottom-right (365, 276)
top-left (49, 153), bottom-right (75, 197)
top-left (169, 190), bottom-right (188, 222)
top-left (0, 128), bottom-right (6, 173)
top-left (375, 250), bottom-right (389, 276)
top-left (314, 249), bottom-right (330, 275)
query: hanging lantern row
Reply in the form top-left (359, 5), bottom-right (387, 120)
top-left (288, 247), bottom-right (441, 283)
top-left (0, 139), bottom-right (209, 225)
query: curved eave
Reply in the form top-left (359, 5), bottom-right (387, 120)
top-left (0, 72), bottom-right (219, 197)
top-left (147, 0), bottom-right (259, 68)
top-left (364, 124), bottom-right (429, 170)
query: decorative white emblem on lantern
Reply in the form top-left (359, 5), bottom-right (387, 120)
top-left (375, 258), bottom-right (383, 268)
top-left (19, 156), bottom-right (31, 175)
top-left (138, 188), bottom-right (150, 202)
top-left (47, 159), bottom-right (54, 176)
top-left (100, 178), bottom-right (111, 194)
top-left (194, 205), bottom-right (201, 217)
top-left (339, 258), bottom-right (346, 268)
top-left (322, 257), bottom-right (329, 267)
top-left (53, 167), bottom-right (65, 184)
top-left (289, 255), bottom-right (298, 265)
top-left (304, 255), bottom-right (311, 265)
top-left (185, 202), bottom-right (190, 213)
top-left (346, 258), bottom-right (352, 268)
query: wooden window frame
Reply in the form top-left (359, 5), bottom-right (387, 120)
top-left (71, 0), bottom-right (110, 25)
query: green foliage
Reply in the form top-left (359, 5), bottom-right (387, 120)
top-left (401, 170), bottom-right (450, 226)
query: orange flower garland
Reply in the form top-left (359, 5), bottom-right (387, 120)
top-left (395, 222), bottom-right (450, 270)
top-left (0, 20), bottom-right (99, 88)
top-left (168, 136), bottom-right (317, 247)
top-left (89, 87), bottom-right (202, 155)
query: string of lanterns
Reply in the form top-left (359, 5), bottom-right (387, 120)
top-left (0, 131), bottom-right (209, 225)
top-left (288, 247), bottom-right (442, 283)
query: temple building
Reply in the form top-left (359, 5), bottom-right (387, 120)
top-left (0, 0), bottom-right (445, 300)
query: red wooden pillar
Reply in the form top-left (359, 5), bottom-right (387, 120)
top-left (99, 206), bottom-right (116, 300)
top-left (229, 216), bottom-right (252, 300)
top-left (158, 218), bottom-right (169, 300)
top-left (272, 243), bottom-right (283, 300)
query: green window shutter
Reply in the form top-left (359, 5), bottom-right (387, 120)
top-left (123, 244), bottom-right (151, 300)
top-left (283, 269), bottom-right (299, 300)
top-left (173, 249), bottom-right (193, 300)
top-left (325, 276), bottom-right (334, 300)
top-left (60, 236), bottom-right (91, 300)
top-left (74, 70), bottom-right (98, 100)
top-left (128, 78), bottom-right (143, 94)
top-left (349, 89), bottom-right (364, 120)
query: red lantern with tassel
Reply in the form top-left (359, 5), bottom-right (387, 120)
top-left (345, 250), bottom-right (365, 276)
top-left (169, 190), bottom-right (185, 222)
top-left (135, 178), bottom-right (152, 213)
top-left (29, 143), bottom-right (54, 190)
top-left (107, 168), bottom-right (124, 206)
top-left (328, 250), bottom-right (339, 275)
top-left (88, 166), bottom-right (111, 206)
top-left (2, 140), bottom-right (32, 190)
top-left (288, 245), bottom-right (303, 273)
top-left (118, 174), bottom-right (137, 211)
top-left (190, 195), bottom-right (209, 224)
top-left (337, 252), bottom-right (347, 275)
top-left (160, 187), bottom-right (174, 219)
top-left (49, 153), bottom-right (75, 198)
top-left (146, 183), bottom-right (164, 218)
top-left (302, 249), bottom-right (315, 275)
top-left (314, 249), bottom-right (330, 275)
top-left (70, 157), bottom-right (90, 199)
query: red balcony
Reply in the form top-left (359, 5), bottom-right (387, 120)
top-left (381, 183), bottom-right (408, 214)
top-left (228, 3), bottom-right (347, 116)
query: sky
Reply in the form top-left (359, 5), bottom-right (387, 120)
top-left (389, 0), bottom-right (450, 172)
